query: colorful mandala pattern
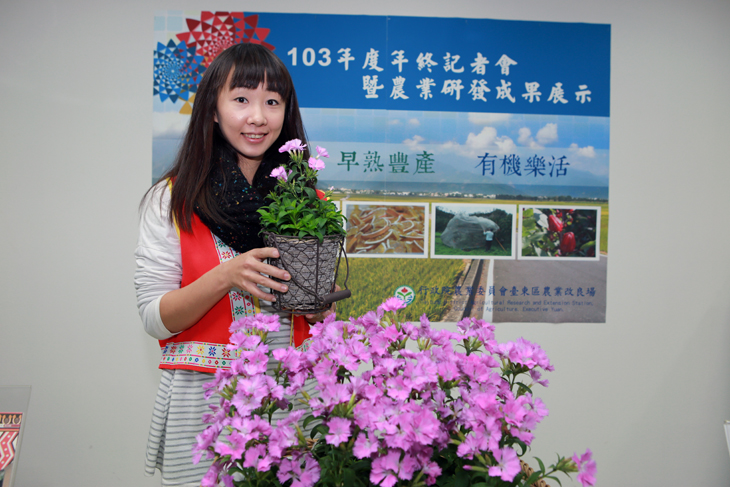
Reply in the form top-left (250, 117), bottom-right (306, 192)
top-left (154, 11), bottom-right (274, 111)
top-left (153, 40), bottom-right (204, 104)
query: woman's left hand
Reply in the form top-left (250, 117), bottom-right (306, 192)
top-left (304, 285), bottom-right (341, 323)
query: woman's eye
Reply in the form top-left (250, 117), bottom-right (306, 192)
top-left (235, 97), bottom-right (248, 103)
top-left (266, 99), bottom-right (280, 106)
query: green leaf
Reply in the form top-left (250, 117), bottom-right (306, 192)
top-left (343, 468), bottom-right (356, 486)
top-left (515, 381), bottom-right (533, 395)
top-left (536, 457), bottom-right (545, 473)
top-left (303, 186), bottom-right (317, 200)
top-left (346, 460), bottom-right (368, 476)
top-left (580, 240), bottom-right (595, 251)
top-left (452, 468), bottom-right (470, 487)
top-left (512, 438), bottom-right (528, 456)
top-left (302, 415), bottom-right (317, 430)
top-left (310, 423), bottom-right (329, 439)
top-left (546, 475), bottom-right (563, 487)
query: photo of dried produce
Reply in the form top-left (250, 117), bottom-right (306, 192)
top-left (344, 203), bottom-right (428, 257)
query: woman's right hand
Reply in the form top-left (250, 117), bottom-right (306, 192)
top-left (222, 247), bottom-right (291, 302)
top-left (159, 247), bottom-right (290, 334)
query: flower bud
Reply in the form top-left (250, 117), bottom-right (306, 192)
top-left (548, 215), bottom-right (564, 232)
top-left (560, 232), bottom-right (576, 254)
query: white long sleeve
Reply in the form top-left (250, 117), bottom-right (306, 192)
top-left (134, 182), bottom-right (181, 340)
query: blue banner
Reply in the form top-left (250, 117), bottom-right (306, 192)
top-left (263, 14), bottom-right (610, 116)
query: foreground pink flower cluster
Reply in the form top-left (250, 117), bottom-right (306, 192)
top-left (193, 298), bottom-right (595, 487)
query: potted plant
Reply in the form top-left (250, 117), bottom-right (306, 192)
top-left (193, 298), bottom-right (597, 487)
top-left (257, 140), bottom-right (349, 314)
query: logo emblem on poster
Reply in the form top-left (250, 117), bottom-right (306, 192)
top-left (395, 286), bottom-right (415, 305)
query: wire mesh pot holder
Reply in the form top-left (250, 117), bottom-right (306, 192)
top-left (263, 232), bottom-right (351, 314)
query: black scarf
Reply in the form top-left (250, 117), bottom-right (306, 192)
top-left (195, 154), bottom-right (276, 254)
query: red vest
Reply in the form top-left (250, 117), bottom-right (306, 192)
top-left (158, 212), bottom-right (311, 373)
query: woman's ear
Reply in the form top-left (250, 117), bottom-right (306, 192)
top-left (213, 111), bottom-right (219, 123)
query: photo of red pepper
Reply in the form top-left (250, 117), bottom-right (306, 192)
top-left (548, 214), bottom-right (564, 232)
top-left (560, 232), bottom-right (576, 254)
top-left (521, 207), bottom-right (599, 258)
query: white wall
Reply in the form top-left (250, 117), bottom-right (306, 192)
top-left (1, 0), bottom-right (728, 485)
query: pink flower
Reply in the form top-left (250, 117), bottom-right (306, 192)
top-left (421, 461), bottom-right (442, 485)
top-left (406, 408), bottom-right (441, 445)
top-left (497, 338), bottom-right (553, 371)
top-left (202, 368), bottom-right (234, 399)
top-left (529, 369), bottom-right (550, 387)
top-left (268, 423), bottom-right (297, 459)
top-left (242, 443), bottom-right (268, 469)
top-left (308, 157), bottom-right (325, 171)
top-left (296, 454), bottom-right (321, 487)
top-left (397, 453), bottom-right (419, 480)
top-left (370, 450), bottom-right (401, 487)
top-left (572, 449), bottom-right (597, 487)
top-left (386, 376), bottom-right (412, 401)
top-left (240, 348), bottom-right (269, 376)
top-left (488, 447), bottom-right (521, 482)
top-left (279, 138), bottom-right (306, 153)
top-left (270, 166), bottom-right (288, 181)
top-left (227, 332), bottom-right (261, 351)
top-left (353, 432), bottom-right (380, 458)
top-left (230, 313), bottom-right (281, 333)
top-left (316, 145), bottom-right (330, 158)
top-left (456, 430), bottom-right (489, 459)
top-left (214, 430), bottom-right (248, 460)
top-left (193, 424), bottom-right (221, 464)
top-left (200, 463), bottom-right (222, 487)
top-left (384, 427), bottom-right (412, 450)
top-left (325, 417), bottom-right (352, 446)
top-left (198, 296), bottom-right (569, 487)
top-left (277, 452), bottom-right (320, 487)
top-left (502, 395), bottom-right (529, 427)
top-left (318, 381), bottom-right (351, 410)
top-left (378, 297), bottom-right (407, 313)
top-left (253, 313), bottom-right (282, 332)
top-left (272, 347), bottom-right (308, 374)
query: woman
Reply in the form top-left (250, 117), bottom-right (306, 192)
top-left (135, 43), bottom-right (327, 485)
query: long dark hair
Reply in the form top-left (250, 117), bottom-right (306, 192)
top-left (157, 43), bottom-right (308, 232)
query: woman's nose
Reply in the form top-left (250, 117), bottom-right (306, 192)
top-left (247, 103), bottom-right (267, 125)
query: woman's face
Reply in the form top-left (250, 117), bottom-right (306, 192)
top-left (214, 78), bottom-right (285, 169)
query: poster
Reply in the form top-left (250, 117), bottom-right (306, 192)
top-left (153, 11), bottom-right (610, 323)
top-left (0, 413), bottom-right (22, 487)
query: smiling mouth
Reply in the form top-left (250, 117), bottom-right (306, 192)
top-left (244, 134), bottom-right (265, 139)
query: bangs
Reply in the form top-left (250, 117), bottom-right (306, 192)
top-left (227, 47), bottom-right (292, 100)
